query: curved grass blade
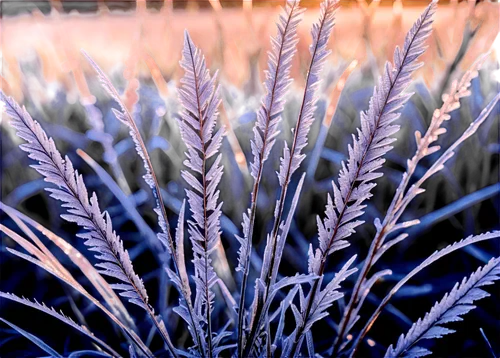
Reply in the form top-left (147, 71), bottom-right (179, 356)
top-left (0, 294), bottom-right (120, 357)
top-left (350, 231), bottom-right (500, 356)
top-left (0, 318), bottom-right (63, 358)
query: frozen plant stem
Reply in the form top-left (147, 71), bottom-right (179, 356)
top-left (237, 1), bottom-right (303, 355)
top-left (385, 257), bottom-right (500, 358)
top-left (247, 0), bottom-right (339, 353)
top-left (350, 230), bottom-right (500, 357)
top-left (332, 53), bottom-right (489, 355)
top-left (0, 93), bottom-right (178, 357)
top-left (289, 2), bottom-right (437, 356)
top-left (83, 51), bottom-right (205, 356)
top-left (264, 0), bottom-right (338, 294)
top-left (178, 31), bottom-right (226, 358)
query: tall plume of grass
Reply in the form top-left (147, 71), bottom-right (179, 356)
top-left (385, 256), bottom-right (500, 358)
top-left (0, 93), bottom-right (175, 357)
top-left (83, 50), bottom-right (206, 357)
top-left (177, 31), bottom-right (227, 358)
top-left (332, 52), bottom-right (492, 356)
top-left (236, 1), bottom-right (305, 355)
top-left (286, 1), bottom-right (438, 356)
top-left (241, 1), bottom-right (341, 355)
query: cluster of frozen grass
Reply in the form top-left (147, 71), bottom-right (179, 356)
top-left (1, 0), bottom-right (499, 357)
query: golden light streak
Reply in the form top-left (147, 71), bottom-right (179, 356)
top-left (143, 51), bottom-right (170, 98)
top-left (219, 98), bottom-right (248, 171)
top-left (243, 0), bottom-right (253, 12)
top-left (323, 60), bottom-right (359, 128)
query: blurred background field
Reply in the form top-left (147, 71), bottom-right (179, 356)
top-left (1, 0), bottom-right (500, 357)
top-left (2, 0), bottom-right (498, 100)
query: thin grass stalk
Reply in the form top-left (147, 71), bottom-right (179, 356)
top-left (1, 292), bottom-right (123, 357)
top-left (288, 3), bottom-right (438, 356)
top-left (1, 204), bottom-right (66, 273)
top-left (263, 0), bottom-right (338, 291)
top-left (82, 51), bottom-right (174, 252)
top-left (0, 317), bottom-right (62, 358)
top-left (243, 0), bottom-right (338, 352)
top-left (178, 31), bottom-right (226, 358)
top-left (349, 231), bottom-right (500, 357)
top-left (82, 51), bottom-right (204, 355)
top-left (479, 328), bottom-right (496, 358)
top-left (0, 202), bottom-right (137, 331)
top-left (332, 53), bottom-right (490, 355)
top-left (0, 92), bottom-right (177, 357)
top-left (237, 2), bottom-right (304, 355)
top-left (217, 277), bottom-right (237, 312)
top-left (0, 225), bottom-right (150, 357)
top-left (190, 38), bottom-right (214, 358)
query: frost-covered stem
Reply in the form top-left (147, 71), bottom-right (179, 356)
top-left (237, 179), bottom-right (259, 356)
top-left (0, 290), bottom-right (125, 358)
top-left (178, 32), bottom-right (225, 357)
top-left (1, 94), bottom-right (178, 357)
top-left (0, 204), bottom-right (150, 356)
top-left (161, 232), bottom-right (204, 354)
top-left (334, 54), bottom-right (488, 355)
top-left (293, 3), bottom-right (437, 355)
top-left (286, 262), bottom-right (322, 357)
top-left (264, 0), bottom-right (337, 291)
top-left (0, 224), bottom-right (139, 357)
top-left (278, 11), bottom-right (336, 342)
top-left (83, 52), bottom-right (203, 355)
top-left (330, 230), bottom-right (381, 355)
top-left (2, 92), bottom-right (177, 357)
top-left (301, 37), bottom-right (394, 358)
top-left (335, 9), bottom-right (433, 354)
top-left (238, 1), bottom-right (302, 354)
top-left (148, 312), bottom-right (177, 357)
top-left (287, 255), bottom-right (357, 358)
top-left (326, 0), bottom-right (424, 278)
top-left (172, 264), bottom-right (203, 354)
top-left (349, 231), bottom-right (500, 357)
top-left (185, 37), bottom-right (214, 358)
top-left (386, 257), bottom-right (500, 358)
